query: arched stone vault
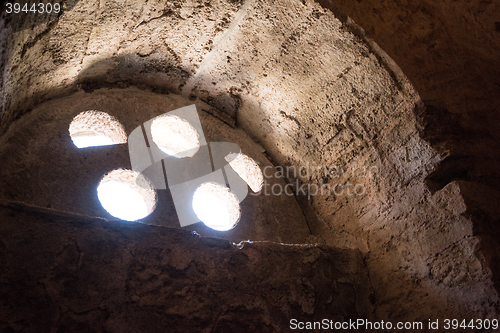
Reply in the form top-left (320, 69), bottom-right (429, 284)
top-left (323, 0), bottom-right (500, 191)
top-left (0, 0), bottom-right (499, 330)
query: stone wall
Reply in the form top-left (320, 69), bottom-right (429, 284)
top-left (0, 0), bottom-right (499, 330)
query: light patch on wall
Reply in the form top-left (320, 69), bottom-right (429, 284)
top-left (151, 114), bottom-right (200, 158)
top-left (69, 110), bottom-right (127, 148)
top-left (97, 169), bottom-right (157, 221)
top-left (192, 182), bottom-right (241, 231)
top-left (225, 153), bottom-right (263, 192)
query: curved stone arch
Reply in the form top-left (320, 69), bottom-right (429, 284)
top-left (69, 110), bottom-right (128, 148)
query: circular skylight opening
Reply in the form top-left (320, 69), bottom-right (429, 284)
top-left (97, 169), bottom-right (157, 221)
top-left (225, 153), bottom-right (264, 192)
top-left (192, 182), bottom-right (241, 231)
top-left (69, 111), bottom-right (127, 148)
top-left (150, 114), bottom-right (200, 158)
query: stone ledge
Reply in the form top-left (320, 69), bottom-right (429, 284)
top-left (0, 202), bottom-right (373, 332)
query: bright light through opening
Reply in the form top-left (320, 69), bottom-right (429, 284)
top-left (151, 114), bottom-right (200, 158)
top-left (192, 182), bottom-right (241, 231)
top-left (225, 153), bottom-right (264, 192)
top-left (69, 110), bottom-right (127, 148)
top-left (97, 169), bottom-right (157, 221)
top-left (71, 131), bottom-right (115, 148)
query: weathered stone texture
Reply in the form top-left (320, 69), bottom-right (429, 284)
top-left (0, 0), bottom-right (499, 330)
top-left (328, 0), bottom-right (500, 189)
top-left (0, 202), bottom-right (372, 332)
top-left (0, 88), bottom-right (311, 244)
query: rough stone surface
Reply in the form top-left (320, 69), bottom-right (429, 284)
top-left (226, 152), bottom-right (264, 193)
top-left (0, 88), bottom-right (311, 244)
top-left (69, 110), bottom-right (128, 145)
top-left (324, 0), bottom-right (500, 191)
top-left (0, 202), bottom-right (372, 332)
top-left (0, 0), bottom-right (499, 330)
